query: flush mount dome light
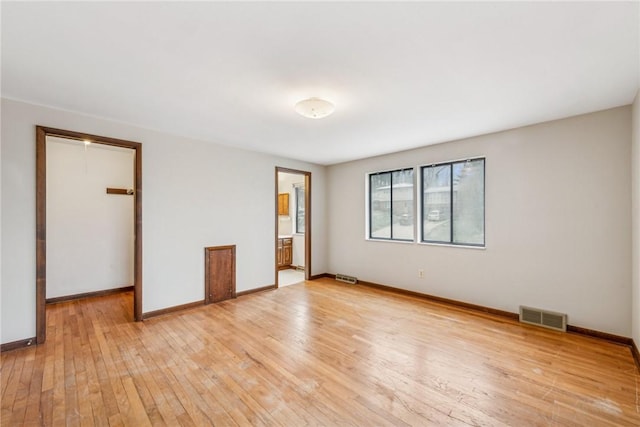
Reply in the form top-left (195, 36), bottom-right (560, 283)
top-left (295, 97), bottom-right (335, 119)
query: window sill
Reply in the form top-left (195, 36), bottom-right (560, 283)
top-left (365, 238), bottom-right (415, 244)
top-left (418, 241), bottom-right (486, 250)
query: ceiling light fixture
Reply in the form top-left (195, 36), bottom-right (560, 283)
top-left (295, 97), bottom-right (335, 119)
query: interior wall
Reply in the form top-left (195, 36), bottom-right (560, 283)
top-left (1, 98), bottom-right (327, 344)
top-left (0, 95), bottom-right (3, 337)
top-left (327, 106), bottom-right (632, 336)
top-left (632, 90), bottom-right (640, 346)
top-left (292, 235), bottom-right (305, 268)
top-left (46, 137), bottom-right (134, 298)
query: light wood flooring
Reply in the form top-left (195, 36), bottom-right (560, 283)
top-left (2, 278), bottom-right (639, 426)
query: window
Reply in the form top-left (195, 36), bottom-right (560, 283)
top-left (421, 158), bottom-right (484, 246)
top-left (368, 168), bottom-right (414, 241)
top-left (295, 186), bottom-right (305, 234)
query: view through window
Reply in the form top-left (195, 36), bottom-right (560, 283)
top-left (369, 168), bottom-right (414, 241)
top-left (421, 158), bottom-right (485, 246)
top-left (295, 186), bottom-right (305, 234)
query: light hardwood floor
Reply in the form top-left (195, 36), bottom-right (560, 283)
top-left (2, 278), bottom-right (639, 426)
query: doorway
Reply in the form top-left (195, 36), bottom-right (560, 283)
top-left (35, 126), bottom-right (142, 344)
top-left (275, 167), bottom-right (311, 287)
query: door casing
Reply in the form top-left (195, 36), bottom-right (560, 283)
top-left (35, 126), bottom-right (143, 344)
top-left (275, 167), bottom-right (311, 287)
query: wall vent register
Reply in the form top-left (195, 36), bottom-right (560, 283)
top-left (335, 274), bottom-right (358, 284)
top-left (519, 306), bottom-right (567, 332)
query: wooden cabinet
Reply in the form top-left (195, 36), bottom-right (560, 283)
top-left (278, 193), bottom-right (289, 216)
top-left (277, 237), bottom-right (292, 270)
top-left (283, 240), bottom-right (292, 266)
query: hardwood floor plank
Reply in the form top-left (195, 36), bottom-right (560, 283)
top-left (63, 309), bottom-right (81, 426)
top-left (0, 350), bottom-right (16, 396)
top-left (8, 347), bottom-right (35, 425)
top-left (118, 345), bottom-right (176, 426)
top-left (40, 389), bottom-right (54, 427)
top-left (1, 344), bottom-right (25, 420)
top-left (2, 280), bottom-right (639, 425)
top-left (23, 344), bottom-right (45, 425)
top-left (120, 376), bottom-right (152, 427)
top-left (51, 305), bottom-right (66, 426)
top-left (130, 329), bottom-right (193, 423)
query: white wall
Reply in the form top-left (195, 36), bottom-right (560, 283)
top-left (1, 98), bottom-right (327, 344)
top-left (632, 90), bottom-right (640, 346)
top-left (328, 107), bottom-right (632, 336)
top-left (292, 235), bottom-right (305, 268)
top-left (46, 137), bottom-right (134, 298)
top-left (0, 94), bottom-right (3, 343)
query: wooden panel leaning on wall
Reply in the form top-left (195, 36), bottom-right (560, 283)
top-left (2, 279), bottom-right (639, 425)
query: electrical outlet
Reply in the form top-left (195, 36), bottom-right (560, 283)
top-left (418, 269), bottom-right (424, 278)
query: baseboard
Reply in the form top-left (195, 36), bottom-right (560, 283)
top-left (323, 274), bottom-right (637, 353)
top-left (355, 277), bottom-right (519, 320)
top-left (46, 285), bottom-right (134, 304)
top-left (1, 337), bottom-right (36, 353)
top-left (310, 273), bottom-right (331, 280)
top-left (138, 284), bottom-right (280, 318)
top-left (142, 300), bottom-right (204, 320)
top-left (236, 284), bottom-right (276, 297)
top-left (565, 325), bottom-right (632, 346)
top-left (631, 340), bottom-right (640, 372)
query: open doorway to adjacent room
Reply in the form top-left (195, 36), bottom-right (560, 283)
top-left (35, 127), bottom-right (142, 344)
top-left (275, 167), bottom-right (311, 287)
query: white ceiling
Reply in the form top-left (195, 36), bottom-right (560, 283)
top-left (2, 2), bottom-right (638, 165)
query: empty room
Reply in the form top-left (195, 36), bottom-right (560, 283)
top-left (2, 1), bottom-right (640, 425)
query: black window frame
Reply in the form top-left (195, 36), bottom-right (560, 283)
top-left (420, 158), bottom-right (485, 247)
top-left (368, 167), bottom-right (415, 242)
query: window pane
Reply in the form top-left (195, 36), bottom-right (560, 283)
top-left (370, 173), bottom-right (391, 239)
top-left (422, 165), bottom-right (451, 242)
top-left (453, 159), bottom-right (484, 245)
top-left (391, 169), bottom-right (414, 240)
top-left (296, 187), bottom-right (305, 234)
